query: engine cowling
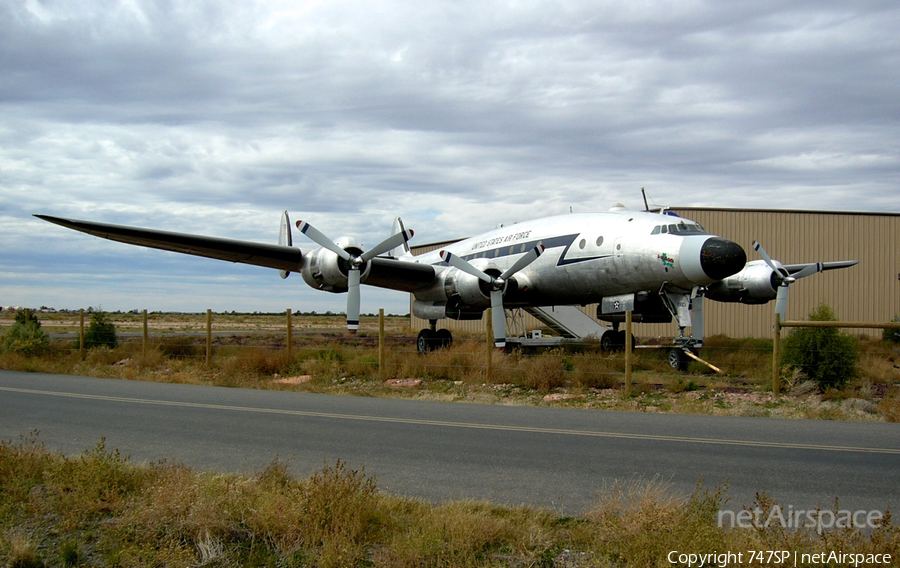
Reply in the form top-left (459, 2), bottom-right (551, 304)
top-left (410, 263), bottom-right (526, 321)
top-left (705, 260), bottom-right (779, 304)
top-left (300, 236), bottom-right (372, 293)
top-left (443, 266), bottom-right (492, 309)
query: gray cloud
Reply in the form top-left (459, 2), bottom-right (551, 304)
top-left (2, 0), bottom-right (898, 312)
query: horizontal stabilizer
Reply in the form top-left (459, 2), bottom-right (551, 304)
top-left (35, 215), bottom-right (305, 273)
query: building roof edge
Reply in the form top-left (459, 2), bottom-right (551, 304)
top-left (671, 206), bottom-right (900, 218)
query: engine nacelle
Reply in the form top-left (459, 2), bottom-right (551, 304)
top-left (300, 236), bottom-right (372, 293)
top-left (412, 299), bottom-right (485, 321)
top-left (411, 262), bottom-right (525, 320)
top-left (705, 260), bottom-right (778, 304)
top-left (443, 267), bottom-right (492, 309)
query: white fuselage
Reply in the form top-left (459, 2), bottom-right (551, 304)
top-left (407, 208), bottom-right (738, 311)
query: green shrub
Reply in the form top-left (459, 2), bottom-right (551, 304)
top-left (782, 304), bottom-right (858, 390)
top-left (84, 311), bottom-right (118, 350)
top-left (2, 309), bottom-right (50, 356)
top-left (883, 317), bottom-right (900, 343)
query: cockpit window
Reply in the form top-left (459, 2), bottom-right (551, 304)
top-left (651, 222), bottom-right (707, 235)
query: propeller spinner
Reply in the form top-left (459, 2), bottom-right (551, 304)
top-left (296, 220), bottom-right (413, 332)
top-left (441, 244), bottom-right (544, 349)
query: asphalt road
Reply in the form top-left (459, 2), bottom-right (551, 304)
top-left (2, 370), bottom-right (899, 516)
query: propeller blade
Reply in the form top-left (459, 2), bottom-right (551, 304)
top-left (440, 250), bottom-right (494, 284)
top-left (752, 241), bottom-right (779, 273)
top-left (499, 244), bottom-right (544, 280)
top-left (296, 220), bottom-right (416, 333)
top-left (442, 246), bottom-right (545, 349)
top-left (791, 262), bottom-right (823, 280)
top-left (296, 221), bottom-right (351, 261)
top-left (774, 285), bottom-right (789, 320)
top-left (347, 268), bottom-right (361, 332)
top-left (360, 229), bottom-right (415, 262)
top-left (490, 291), bottom-right (507, 349)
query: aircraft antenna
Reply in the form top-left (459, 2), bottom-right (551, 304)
top-left (641, 188), bottom-right (670, 214)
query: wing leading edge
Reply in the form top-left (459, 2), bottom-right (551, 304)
top-left (35, 214), bottom-right (439, 294)
top-left (35, 215), bottom-right (305, 272)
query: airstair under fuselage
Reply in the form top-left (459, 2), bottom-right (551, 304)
top-left (521, 305), bottom-right (608, 339)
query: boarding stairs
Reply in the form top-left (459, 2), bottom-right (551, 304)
top-left (521, 305), bottom-right (608, 339)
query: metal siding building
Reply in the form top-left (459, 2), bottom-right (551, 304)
top-left (410, 208), bottom-right (900, 339)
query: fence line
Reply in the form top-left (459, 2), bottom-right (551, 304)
top-left (57, 308), bottom-right (900, 393)
top-left (772, 315), bottom-right (900, 396)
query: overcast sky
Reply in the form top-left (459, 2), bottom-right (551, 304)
top-left (2, 0), bottom-right (898, 315)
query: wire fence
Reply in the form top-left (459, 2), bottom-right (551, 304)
top-left (9, 308), bottom-right (900, 394)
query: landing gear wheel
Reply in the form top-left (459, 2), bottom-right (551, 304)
top-left (417, 329), bottom-right (436, 354)
top-left (600, 330), bottom-right (617, 352)
top-left (435, 329), bottom-right (453, 349)
top-left (601, 330), bottom-right (635, 352)
top-left (668, 348), bottom-right (690, 372)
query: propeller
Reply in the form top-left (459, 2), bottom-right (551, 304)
top-left (296, 220), bottom-right (413, 332)
top-left (440, 244), bottom-right (544, 349)
top-left (752, 241), bottom-right (823, 319)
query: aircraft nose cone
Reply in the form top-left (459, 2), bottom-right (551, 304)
top-left (700, 238), bottom-right (746, 281)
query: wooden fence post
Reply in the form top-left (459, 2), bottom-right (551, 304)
top-left (142, 309), bottom-right (148, 355)
top-left (624, 310), bottom-right (633, 395)
top-left (286, 308), bottom-right (293, 357)
top-left (485, 308), bottom-right (493, 381)
top-left (206, 309), bottom-right (212, 365)
top-left (378, 308), bottom-right (385, 374)
top-left (79, 308), bottom-right (85, 359)
top-left (772, 312), bottom-right (782, 397)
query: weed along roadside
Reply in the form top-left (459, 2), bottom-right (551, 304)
top-left (1, 436), bottom-right (896, 567)
top-left (2, 307), bottom-right (900, 421)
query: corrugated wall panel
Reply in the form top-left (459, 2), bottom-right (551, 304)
top-left (410, 209), bottom-right (900, 339)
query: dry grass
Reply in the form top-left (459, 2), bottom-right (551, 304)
top-left (2, 313), bottom-right (900, 421)
top-left (2, 436), bottom-right (897, 567)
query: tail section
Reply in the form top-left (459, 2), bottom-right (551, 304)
top-left (390, 217), bottom-right (413, 258)
top-left (279, 210), bottom-right (293, 279)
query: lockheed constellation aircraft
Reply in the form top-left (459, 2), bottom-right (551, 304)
top-left (36, 204), bottom-right (856, 369)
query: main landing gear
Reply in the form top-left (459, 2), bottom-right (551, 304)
top-left (417, 321), bottom-right (453, 354)
top-left (599, 327), bottom-right (635, 352)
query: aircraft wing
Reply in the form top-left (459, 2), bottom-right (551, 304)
top-left (35, 214), bottom-right (439, 293)
top-left (35, 214), bottom-right (305, 273)
top-left (783, 260), bottom-right (859, 274)
top-left (366, 258), bottom-right (436, 293)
